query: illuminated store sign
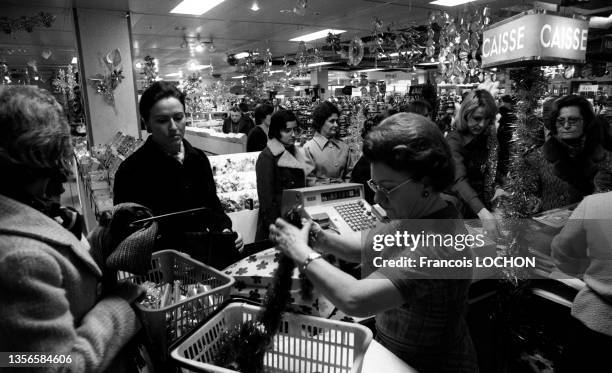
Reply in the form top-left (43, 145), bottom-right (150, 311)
top-left (482, 13), bottom-right (588, 68)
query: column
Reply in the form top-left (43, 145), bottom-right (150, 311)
top-left (73, 8), bottom-right (139, 146)
top-left (310, 68), bottom-right (329, 99)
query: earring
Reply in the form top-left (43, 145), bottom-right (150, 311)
top-left (422, 190), bottom-right (430, 198)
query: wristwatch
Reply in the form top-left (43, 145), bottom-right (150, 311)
top-left (300, 252), bottom-right (323, 272)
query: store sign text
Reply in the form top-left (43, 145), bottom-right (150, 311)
top-left (482, 14), bottom-right (588, 68)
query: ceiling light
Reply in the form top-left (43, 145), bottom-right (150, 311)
top-left (234, 52), bottom-right (250, 59)
top-left (429, 0), bottom-right (477, 7)
top-left (165, 71), bottom-right (183, 77)
top-left (195, 44), bottom-right (204, 52)
top-left (188, 63), bottom-right (212, 71)
top-left (135, 62), bottom-right (142, 69)
top-left (71, 57), bottom-right (77, 64)
top-left (232, 75), bottom-right (246, 79)
top-left (290, 29), bottom-right (346, 42)
top-left (307, 61), bottom-right (334, 68)
top-left (359, 68), bottom-right (382, 72)
top-left (170, 0), bottom-right (226, 15)
top-left (251, 1), bottom-right (260, 11)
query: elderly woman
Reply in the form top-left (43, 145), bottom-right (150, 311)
top-left (255, 110), bottom-right (309, 241)
top-left (524, 95), bottom-right (612, 212)
top-left (0, 86), bottom-right (143, 371)
top-left (271, 113), bottom-right (478, 373)
top-left (445, 89), bottom-right (505, 238)
top-left (303, 101), bottom-right (351, 185)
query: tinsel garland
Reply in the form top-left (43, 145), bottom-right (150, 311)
top-left (214, 207), bottom-right (313, 372)
top-left (483, 125), bottom-right (499, 205)
top-left (500, 67), bottom-right (548, 283)
top-left (0, 12), bottom-right (55, 34)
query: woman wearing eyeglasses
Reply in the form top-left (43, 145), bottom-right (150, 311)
top-left (270, 113), bottom-right (478, 373)
top-left (255, 110), bottom-right (311, 241)
top-left (303, 101), bottom-right (352, 185)
top-left (445, 89), bottom-right (506, 239)
top-left (524, 95), bottom-right (612, 213)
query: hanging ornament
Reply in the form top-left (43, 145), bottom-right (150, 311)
top-left (0, 12), bottom-right (56, 34)
top-left (41, 49), bottom-right (52, 60)
top-left (293, 0), bottom-right (308, 16)
top-left (348, 37), bottom-right (364, 66)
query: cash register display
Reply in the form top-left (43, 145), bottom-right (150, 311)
top-left (320, 187), bottom-right (360, 202)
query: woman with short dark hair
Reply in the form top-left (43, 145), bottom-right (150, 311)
top-left (255, 110), bottom-right (310, 241)
top-left (303, 101), bottom-right (351, 184)
top-left (114, 81), bottom-right (242, 253)
top-left (0, 86), bottom-right (144, 371)
top-left (247, 103), bottom-right (274, 152)
top-left (270, 113), bottom-right (477, 373)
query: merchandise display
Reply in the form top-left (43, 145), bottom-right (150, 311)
top-left (210, 151), bottom-right (259, 212)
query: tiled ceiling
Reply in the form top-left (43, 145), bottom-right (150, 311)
top-left (1, 0), bottom-right (610, 81)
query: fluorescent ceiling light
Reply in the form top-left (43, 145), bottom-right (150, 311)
top-left (290, 29), bottom-right (346, 42)
top-left (250, 1), bottom-right (260, 11)
top-left (429, 0), bottom-right (477, 7)
top-left (170, 0), bottom-right (226, 15)
top-left (234, 52), bottom-right (250, 59)
top-left (71, 57), bottom-right (77, 64)
top-left (307, 61), bottom-right (334, 68)
top-left (165, 71), bottom-right (183, 77)
top-left (359, 68), bottom-right (382, 72)
top-left (188, 63), bottom-right (212, 70)
top-left (232, 75), bottom-right (246, 79)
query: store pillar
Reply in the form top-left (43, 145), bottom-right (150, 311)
top-left (73, 8), bottom-right (140, 146)
top-left (310, 68), bottom-right (329, 99)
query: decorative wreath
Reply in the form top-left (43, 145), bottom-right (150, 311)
top-left (348, 37), bottom-right (364, 67)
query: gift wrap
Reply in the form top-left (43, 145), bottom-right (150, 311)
top-left (223, 248), bottom-right (335, 318)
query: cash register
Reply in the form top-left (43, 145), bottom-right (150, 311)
top-left (281, 183), bottom-right (382, 240)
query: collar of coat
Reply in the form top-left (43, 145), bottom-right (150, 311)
top-left (267, 138), bottom-right (310, 171)
top-left (0, 194), bottom-right (102, 277)
top-left (144, 136), bottom-right (197, 162)
top-left (311, 132), bottom-right (341, 150)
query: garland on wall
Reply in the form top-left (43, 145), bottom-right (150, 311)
top-left (88, 49), bottom-right (125, 106)
top-left (0, 12), bottom-right (56, 34)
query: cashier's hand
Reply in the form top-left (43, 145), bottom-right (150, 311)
top-left (269, 218), bottom-right (313, 264)
top-left (223, 229), bottom-right (244, 253)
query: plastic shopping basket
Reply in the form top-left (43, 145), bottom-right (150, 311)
top-left (170, 301), bottom-right (373, 373)
top-left (119, 250), bottom-right (235, 360)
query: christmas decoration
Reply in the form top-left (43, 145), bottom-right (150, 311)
top-left (0, 60), bottom-right (9, 84)
top-left (88, 49), bottom-right (124, 106)
top-left (0, 12), bottom-right (56, 34)
top-left (214, 207), bottom-right (312, 372)
top-left (348, 37), bottom-right (364, 67)
top-left (140, 55), bottom-right (158, 89)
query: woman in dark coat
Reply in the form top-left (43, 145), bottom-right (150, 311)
top-left (246, 103), bottom-right (274, 152)
top-left (525, 95), bottom-right (612, 212)
top-left (255, 110), bottom-right (311, 241)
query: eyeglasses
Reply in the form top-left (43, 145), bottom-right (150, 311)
top-left (367, 178), bottom-right (412, 199)
top-left (286, 127), bottom-right (303, 136)
top-left (555, 116), bottom-right (582, 127)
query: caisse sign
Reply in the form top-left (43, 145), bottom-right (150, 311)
top-left (482, 13), bottom-right (588, 68)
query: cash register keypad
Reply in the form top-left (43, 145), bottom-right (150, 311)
top-left (334, 202), bottom-right (377, 231)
